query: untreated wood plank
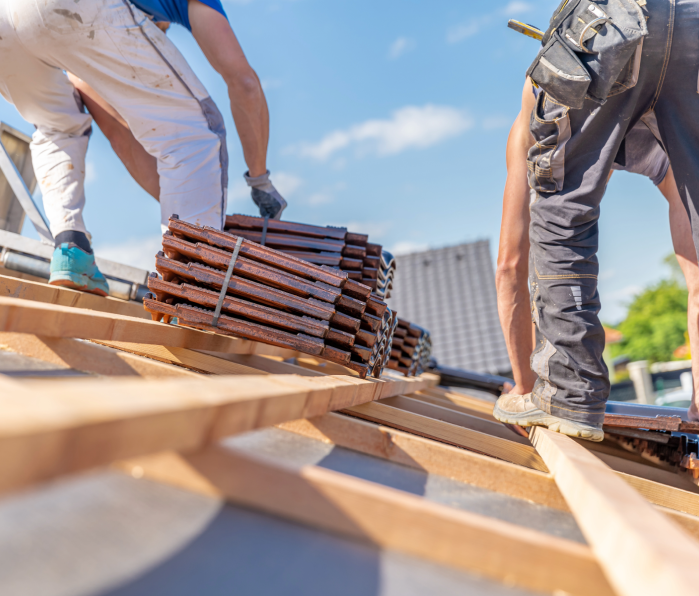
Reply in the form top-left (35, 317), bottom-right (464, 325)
top-left (530, 427), bottom-right (699, 596)
top-left (0, 371), bottom-right (436, 494)
top-left (117, 447), bottom-right (614, 596)
top-left (410, 390), bottom-right (498, 421)
top-left (344, 401), bottom-right (549, 472)
top-left (383, 395), bottom-right (531, 444)
top-left (93, 341), bottom-right (269, 375)
top-left (279, 413), bottom-right (699, 532)
top-left (344, 399), bottom-right (699, 517)
top-left (417, 388), bottom-right (497, 417)
top-left (0, 333), bottom-right (198, 378)
top-left (0, 274), bottom-right (149, 320)
top-left (0, 296), bottom-right (295, 356)
top-left (197, 351), bottom-right (325, 377)
top-left (278, 413), bottom-right (569, 510)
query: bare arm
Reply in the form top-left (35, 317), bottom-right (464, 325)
top-left (658, 168), bottom-right (699, 420)
top-left (189, 0), bottom-right (269, 177)
top-left (496, 80), bottom-right (538, 395)
top-left (67, 73), bottom-right (160, 200)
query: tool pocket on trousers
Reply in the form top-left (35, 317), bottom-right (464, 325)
top-left (527, 92), bottom-right (571, 194)
top-left (527, 32), bottom-right (591, 110)
top-left (607, 39), bottom-right (643, 98)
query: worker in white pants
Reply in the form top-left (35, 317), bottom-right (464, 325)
top-left (0, 0), bottom-right (284, 296)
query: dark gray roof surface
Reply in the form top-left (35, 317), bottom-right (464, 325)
top-left (387, 240), bottom-right (511, 374)
top-left (0, 426), bottom-right (567, 596)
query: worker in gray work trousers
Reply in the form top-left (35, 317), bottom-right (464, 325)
top-left (493, 0), bottom-right (699, 441)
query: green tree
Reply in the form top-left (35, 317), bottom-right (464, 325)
top-left (611, 277), bottom-right (688, 363)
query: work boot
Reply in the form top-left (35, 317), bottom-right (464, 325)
top-left (493, 393), bottom-right (604, 442)
top-left (49, 243), bottom-right (110, 297)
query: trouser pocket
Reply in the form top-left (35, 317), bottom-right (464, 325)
top-left (527, 32), bottom-right (591, 110)
top-left (535, 0), bottom-right (647, 106)
top-left (527, 92), bottom-right (571, 193)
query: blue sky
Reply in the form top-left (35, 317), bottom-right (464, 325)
top-left (1, 0), bottom-right (677, 322)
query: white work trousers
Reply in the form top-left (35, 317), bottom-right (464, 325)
top-left (0, 0), bottom-right (228, 237)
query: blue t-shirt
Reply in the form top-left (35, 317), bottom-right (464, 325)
top-left (131, 0), bottom-right (227, 31)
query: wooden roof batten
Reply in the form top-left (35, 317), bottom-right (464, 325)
top-left (1, 275), bottom-right (699, 595)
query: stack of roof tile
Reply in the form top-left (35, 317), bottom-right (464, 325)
top-left (143, 216), bottom-right (392, 378)
top-left (387, 318), bottom-right (433, 377)
top-left (224, 214), bottom-right (395, 300)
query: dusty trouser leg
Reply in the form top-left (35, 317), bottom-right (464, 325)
top-left (527, 0), bottom-right (673, 425)
top-left (528, 94), bottom-right (630, 425)
top-left (0, 10), bottom-right (93, 239)
top-left (654, 1), bottom-right (699, 272)
top-left (6, 0), bottom-right (227, 231)
top-left (652, 0), bottom-right (699, 416)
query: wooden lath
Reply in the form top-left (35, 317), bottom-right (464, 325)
top-left (0, 295), bottom-right (297, 357)
top-left (3, 275), bottom-right (699, 596)
top-left (117, 447), bottom-right (614, 596)
top-left (532, 427), bottom-right (699, 596)
top-left (0, 371), bottom-right (437, 494)
top-left (0, 274), bottom-right (149, 320)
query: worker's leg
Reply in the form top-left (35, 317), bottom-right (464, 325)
top-left (495, 0), bottom-right (674, 437)
top-left (527, 94), bottom-right (636, 428)
top-left (657, 168), bottom-right (699, 419)
top-left (14, 0), bottom-right (228, 231)
top-left (652, 0), bottom-right (699, 419)
top-left (67, 74), bottom-right (160, 201)
top-left (0, 10), bottom-right (92, 240)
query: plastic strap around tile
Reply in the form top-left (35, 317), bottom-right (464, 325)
top-left (260, 216), bottom-right (269, 246)
top-left (212, 236), bottom-right (244, 327)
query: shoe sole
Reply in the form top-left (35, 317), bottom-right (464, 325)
top-left (50, 277), bottom-right (109, 298)
top-left (493, 404), bottom-right (604, 442)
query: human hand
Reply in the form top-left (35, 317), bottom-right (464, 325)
top-left (245, 170), bottom-right (288, 220)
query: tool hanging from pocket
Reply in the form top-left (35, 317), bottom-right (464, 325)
top-left (526, 0), bottom-right (648, 109)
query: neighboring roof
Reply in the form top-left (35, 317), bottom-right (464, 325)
top-left (603, 326), bottom-right (623, 344)
top-left (387, 240), bottom-right (511, 375)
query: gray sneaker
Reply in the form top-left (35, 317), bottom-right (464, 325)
top-left (493, 393), bottom-right (604, 442)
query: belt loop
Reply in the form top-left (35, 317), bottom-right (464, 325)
top-left (212, 236), bottom-right (243, 328)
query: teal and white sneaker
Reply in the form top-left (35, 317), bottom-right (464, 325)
top-left (49, 243), bottom-right (110, 297)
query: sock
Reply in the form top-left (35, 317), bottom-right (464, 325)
top-left (55, 231), bottom-right (92, 254)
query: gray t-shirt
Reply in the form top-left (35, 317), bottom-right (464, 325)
top-left (611, 121), bottom-right (670, 186)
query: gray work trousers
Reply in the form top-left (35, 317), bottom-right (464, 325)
top-left (527, 0), bottom-right (699, 425)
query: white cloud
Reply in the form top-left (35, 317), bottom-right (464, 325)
top-left (307, 192), bottom-right (333, 206)
top-left (85, 161), bottom-right (97, 184)
top-left (390, 241), bottom-right (429, 256)
top-left (501, 1), bottom-right (534, 15)
top-left (447, 21), bottom-right (482, 44)
top-left (447, 2), bottom-right (533, 44)
top-left (228, 178), bottom-right (250, 203)
top-left (94, 235), bottom-right (163, 273)
top-left (290, 104), bottom-right (472, 162)
top-left (388, 37), bottom-right (415, 60)
top-left (261, 78), bottom-right (283, 91)
top-left (272, 172), bottom-right (303, 197)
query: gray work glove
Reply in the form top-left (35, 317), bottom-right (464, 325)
top-left (245, 170), bottom-right (288, 220)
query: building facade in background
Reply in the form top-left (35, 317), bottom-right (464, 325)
top-left (387, 240), bottom-right (511, 375)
